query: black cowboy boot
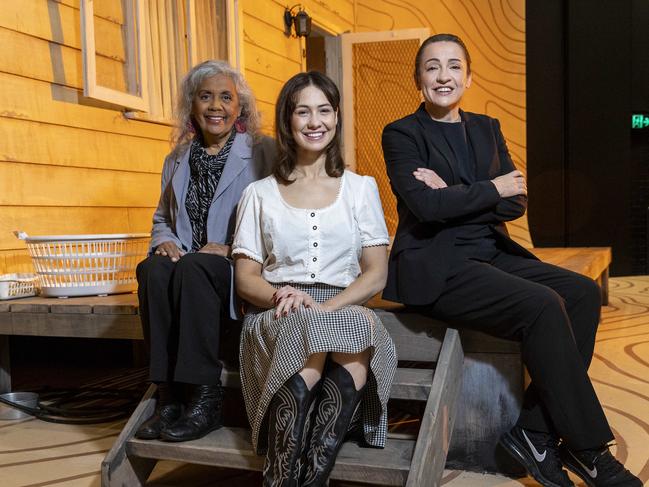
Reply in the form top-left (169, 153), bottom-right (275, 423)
top-left (302, 362), bottom-right (366, 487)
top-left (263, 373), bottom-right (321, 487)
top-left (160, 383), bottom-right (224, 442)
top-left (135, 382), bottom-right (182, 440)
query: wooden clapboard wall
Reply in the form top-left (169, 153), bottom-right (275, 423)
top-left (0, 0), bottom-right (169, 273)
top-left (241, 0), bottom-right (355, 134)
top-left (0, 0), bottom-right (527, 274)
top-left (0, 0), bottom-right (354, 274)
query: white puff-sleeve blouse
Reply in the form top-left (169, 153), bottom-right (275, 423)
top-left (232, 171), bottom-right (389, 288)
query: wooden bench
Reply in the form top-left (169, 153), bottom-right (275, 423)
top-left (0, 294), bottom-right (142, 393)
top-left (529, 247), bottom-right (612, 304)
top-left (0, 293), bottom-right (526, 477)
top-left (102, 308), bottom-right (464, 486)
top-left (2, 248), bottom-right (608, 479)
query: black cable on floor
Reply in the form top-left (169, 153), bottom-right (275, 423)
top-left (0, 386), bottom-right (145, 424)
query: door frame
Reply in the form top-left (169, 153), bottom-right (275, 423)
top-left (326, 28), bottom-right (429, 170)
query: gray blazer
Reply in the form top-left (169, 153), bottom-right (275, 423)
top-left (149, 132), bottom-right (275, 317)
top-left (150, 132), bottom-right (274, 252)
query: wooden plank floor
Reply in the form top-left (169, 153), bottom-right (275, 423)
top-left (1, 276), bottom-right (648, 486)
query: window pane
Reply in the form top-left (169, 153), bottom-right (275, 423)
top-left (94, 0), bottom-right (142, 96)
top-left (194, 0), bottom-right (228, 63)
top-left (145, 0), bottom-right (191, 119)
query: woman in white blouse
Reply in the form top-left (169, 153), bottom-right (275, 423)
top-left (232, 71), bottom-right (397, 486)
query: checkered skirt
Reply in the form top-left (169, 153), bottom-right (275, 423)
top-left (239, 282), bottom-right (397, 453)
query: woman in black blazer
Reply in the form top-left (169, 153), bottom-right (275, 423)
top-left (382, 34), bottom-right (640, 487)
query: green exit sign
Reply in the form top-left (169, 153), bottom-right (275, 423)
top-left (632, 114), bottom-right (649, 129)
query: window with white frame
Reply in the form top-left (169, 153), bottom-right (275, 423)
top-left (81, 0), bottom-right (241, 123)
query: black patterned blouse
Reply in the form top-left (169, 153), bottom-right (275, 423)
top-left (185, 129), bottom-right (236, 251)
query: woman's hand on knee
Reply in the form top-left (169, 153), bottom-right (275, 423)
top-left (273, 285), bottom-right (297, 304)
top-left (273, 286), bottom-right (317, 318)
top-left (154, 241), bottom-right (185, 262)
top-left (275, 293), bottom-right (309, 318)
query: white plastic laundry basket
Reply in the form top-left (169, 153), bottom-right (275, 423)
top-left (0, 274), bottom-right (39, 300)
top-left (15, 232), bottom-right (150, 297)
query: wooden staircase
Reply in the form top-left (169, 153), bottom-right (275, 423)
top-left (102, 318), bottom-right (464, 487)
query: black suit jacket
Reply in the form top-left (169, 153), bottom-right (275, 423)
top-left (381, 103), bottom-right (536, 306)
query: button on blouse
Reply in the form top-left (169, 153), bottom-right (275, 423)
top-left (232, 171), bottom-right (389, 288)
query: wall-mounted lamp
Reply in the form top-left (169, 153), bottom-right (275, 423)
top-left (284, 4), bottom-right (311, 38)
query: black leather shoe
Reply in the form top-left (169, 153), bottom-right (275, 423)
top-left (160, 383), bottom-right (224, 442)
top-left (560, 443), bottom-right (642, 487)
top-left (135, 382), bottom-right (182, 440)
top-left (500, 426), bottom-right (574, 487)
top-left (301, 362), bottom-right (366, 487)
top-left (263, 373), bottom-right (321, 487)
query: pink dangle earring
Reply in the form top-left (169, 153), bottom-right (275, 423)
top-left (234, 115), bottom-right (247, 133)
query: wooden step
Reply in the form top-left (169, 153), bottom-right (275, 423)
top-left (103, 328), bottom-right (463, 487)
top-left (127, 426), bottom-right (414, 486)
top-left (390, 367), bottom-right (433, 401)
top-left (127, 427), bottom-right (260, 471)
top-left (219, 366), bottom-right (434, 401)
top-left (120, 366), bottom-right (437, 486)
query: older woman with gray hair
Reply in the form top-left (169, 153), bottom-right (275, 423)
top-left (135, 60), bottom-right (274, 442)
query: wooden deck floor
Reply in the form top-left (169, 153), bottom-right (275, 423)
top-left (1, 276), bottom-right (648, 486)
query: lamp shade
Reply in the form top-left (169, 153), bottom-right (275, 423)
top-left (294, 10), bottom-right (311, 37)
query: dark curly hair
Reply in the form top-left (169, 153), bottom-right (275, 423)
top-left (274, 71), bottom-right (345, 184)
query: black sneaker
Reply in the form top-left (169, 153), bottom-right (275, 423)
top-left (500, 426), bottom-right (575, 487)
top-left (559, 444), bottom-right (642, 486)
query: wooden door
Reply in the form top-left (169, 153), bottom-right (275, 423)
top-left (327, 29), bottom-right (429, 235)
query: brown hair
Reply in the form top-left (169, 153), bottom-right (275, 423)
top-left (274, 71), bottom-right (345, 184)
top-left (413, 33), bottom-right (472, 90)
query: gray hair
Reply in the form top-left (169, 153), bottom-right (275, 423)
top-left (171, 60), bottom-right (261, 154)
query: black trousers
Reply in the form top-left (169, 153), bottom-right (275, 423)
top-left (136, 253), bottom-right (231, 385)
top-left (415, 250), bottom-right (614, 450)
